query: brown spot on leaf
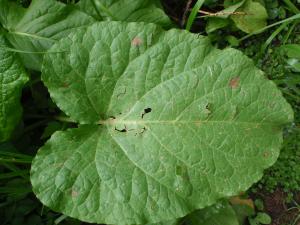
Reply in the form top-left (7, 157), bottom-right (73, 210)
top-left (71, 190), bottom-right (79, 197)
top-left (195, 121), bottom-right (201, 127)
top-left (62, 82), bottom-right (69, 88)
top-left (131, 37), bottom-right (142, 47)
top-left (229, 77), bottom-right (240, 89)
top-left (263, 151), bottom-right (270, 158)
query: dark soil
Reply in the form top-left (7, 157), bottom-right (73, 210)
top-left (252, 189), bottom-right (300, 225)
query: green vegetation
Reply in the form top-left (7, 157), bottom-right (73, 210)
top-left (0, 0), bottom-right (299, 224)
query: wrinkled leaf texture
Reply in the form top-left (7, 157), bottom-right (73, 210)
top-left (31, 22), bottom-right (293, 225)
top-left (0, 0), bottom-right (96, 70)
top-left (0, 35), bottom-right (28, 141)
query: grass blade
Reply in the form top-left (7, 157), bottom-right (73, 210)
top-left (186, 0), bottom-right (205, 31)
top-left (239, 13), bottom-right (300, 41)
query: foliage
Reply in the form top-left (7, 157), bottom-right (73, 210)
top-left (184, 200), bottom-right (240, 225)
top-left (0, 0), bottom-right (172, 70)
top-left (246, 28), bottom-right (300, 196)
top-left (187, 0), bottom-right (269, 34)
top-left (0, 35), bottom-right (28, 141)
top-left (27, 20), bottom-right (292, 224)
top-left (76, 0), bottom-right (172, 28)
top-left (0, 0), bottom-right (298, 224)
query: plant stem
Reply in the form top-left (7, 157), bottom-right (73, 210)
top-left (0, 151), bottom-right (33, 160)
top-left (0, 171), bottom-right (29, 179)
top-left (24, 119), bottom-right (49, 133)
top-left (55, 116), bottom-right (76, 123)
top-left (0, 158), bottom-right (32, 164)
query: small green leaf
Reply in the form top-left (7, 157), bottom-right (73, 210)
top-left (254, 199), bottom-right (264, 211)
top-left (206, 18), bottom-right (229, 33)
top-left (185, 201), bottom-right (239, 225)
top-left (255, 212), bottom-right (272, 224)
top-left (0, 35), bottom-right (28, 141)
top-left (226, 35), bottom-right (240, 46)
top-left (281, 44), bottom-right (300, 59)
top-left (231, 0), bottom-right (268, 33)
top-left (287, 58), bottom-right (300, 72)
top-left (249, 217), bottom-right (259, 225)
top-left (31, 22), bottom-right (293, 225)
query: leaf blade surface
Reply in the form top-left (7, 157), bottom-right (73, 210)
top-left (31, 21), bottom-right (293, 224)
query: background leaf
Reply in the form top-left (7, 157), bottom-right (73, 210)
top-left (184, 201), bottom-right (239, 225)
top-left (76, 0), bottom-right (173, 28)
top-left (206, 18), bottom-right (229, 33)
top-left (231, 0), bottom-right (268, 33)
top-left (281, 44), bottom-right (300, 59)
top-left (0, 0), bottom-right (96, 70)
top-left (255, 212), bottom-right (272, 224)
top-left (0, 35), bottom-right (28, 141)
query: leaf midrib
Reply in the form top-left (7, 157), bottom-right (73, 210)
top-left (98, 119), bottom-right (277, 126)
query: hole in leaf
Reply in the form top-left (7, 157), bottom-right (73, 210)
top-left (204, 103), bottom-right (212, 115)
top-left (115, 126), bottom-right (127, 133)
top-left (142, 108), bottom-right (152, 118)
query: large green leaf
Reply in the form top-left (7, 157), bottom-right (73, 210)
top-left (31, 22), bottom-right (293, 224)
top-left (0, 35), bottom-right (28, 141)
top-left (0, 0), bottom-right (96, 70)
top-left (76, 0), bottom-right (172, 28)
top-left (184, 201), bottom-right (239, 225)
